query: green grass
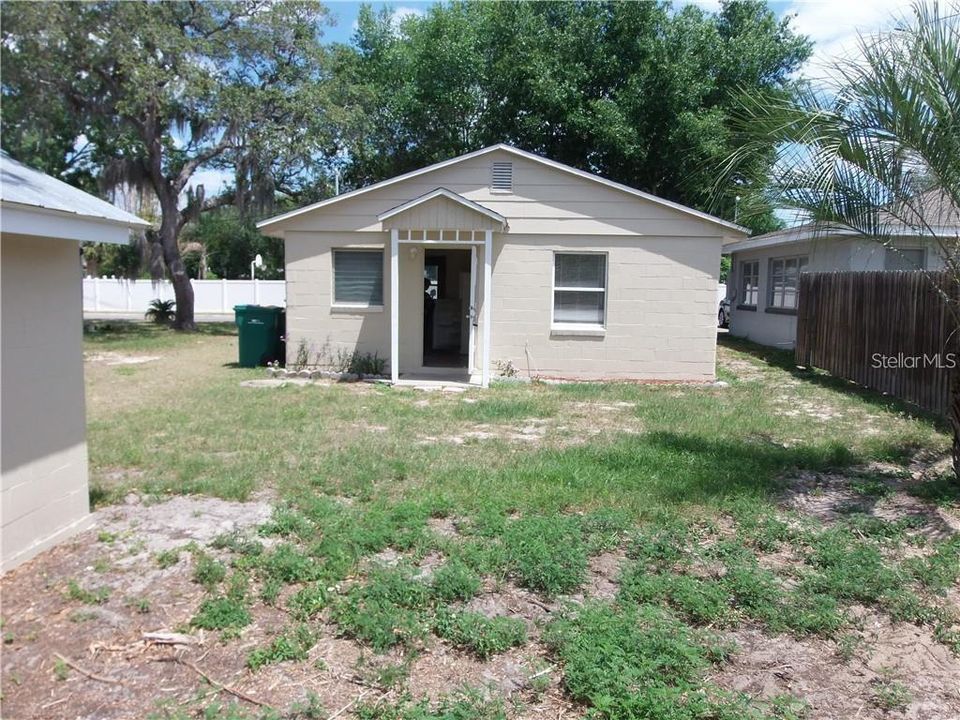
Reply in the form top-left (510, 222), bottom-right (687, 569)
top-left (81, 325), bottom-right (959, 717)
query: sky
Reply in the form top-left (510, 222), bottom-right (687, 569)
top-left (190, 0), bottom-right (918, 200)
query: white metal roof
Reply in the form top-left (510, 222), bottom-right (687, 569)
top-left (377, 187), bottom-right (507, 227)
top-left (0, 151), bottom-right (149, 237)
top-left (258, 144), bottom-right (747, 236)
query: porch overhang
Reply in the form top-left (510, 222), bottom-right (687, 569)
top-left (378, 187), bottom-right (507, 231)
top-left (385, 188), bottom-right (499, 390)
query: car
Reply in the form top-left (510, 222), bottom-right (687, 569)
top-left (718, 298), bottom-right (730, 328)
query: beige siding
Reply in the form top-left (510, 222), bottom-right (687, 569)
top-left (491, 235), bottom-right (719, 380)
top-left (286, 231), bottom-right (719, 381)
top-left (275, 150), bottom-right (727, 238)
top-left (382, 195), bottom-right (502, 231)
top-left (1, 234), bottom-right (91, 573)
top-left (278, 148), bottom-right (731, 382)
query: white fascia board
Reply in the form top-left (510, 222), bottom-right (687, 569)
top-left (258, 144), bottom-right (748, 236)
top-left (1, 204), bottom-right (136, 245)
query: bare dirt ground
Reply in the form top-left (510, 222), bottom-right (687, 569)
top-left (3, 337), bottom-right (958, 719)
top-left (0, 496), bottom-right (590, 719)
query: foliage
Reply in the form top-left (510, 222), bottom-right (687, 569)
top-left (192, 553), bottom-right (228, 590)
top-left (66, 580), bottom-right (111, 605)
top-left (341, 0), bottom-right (810, 233)
top-left (502, 515), bottom-right (587, 596)
top-left (156, 549), bottom-right (182, 569)
top-left (544, 602), bottom-right (742, 720)
top-left (145, 299), bottom-right (177, 326)
top-left (179, 209), bottom-right (283, 280)
top-left (720, 1), bottom-right (960, 478)
top-left (433, 609), bottom-right (527, 660)
top-left (356, 691), bottom-right (505, 720)
top-left (0, 0), bottom-right (333, 328)
top-left (332, 567), bottom-right (432, 651)
top-left (246, 624), bottom-right (315, 671)
top-left (430, 560), bottom-right (482, 603)
top-left (191, 597), bottom-right (251, 630)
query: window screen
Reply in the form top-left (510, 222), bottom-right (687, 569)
top-left (553, 253), bottom-right (606, 325)
top-left (333, 250), bottom-right (384, 306)
top-left (885, 247), bottom-right (925, 271)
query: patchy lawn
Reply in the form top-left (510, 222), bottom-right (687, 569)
top-left (1, 324), bottom-right (958, 719)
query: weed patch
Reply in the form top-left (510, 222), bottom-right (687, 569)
top-left (433, 609), bottom-right (527, 660)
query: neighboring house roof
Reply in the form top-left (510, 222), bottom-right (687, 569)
top-left (725, 190), bottom-right (960, 254)
top-left (0, 150), bottom-right (149, 245)
top-left (258, 144), bottom-right (747, 236)
top-left (377, 187), bottom-right (507, 228)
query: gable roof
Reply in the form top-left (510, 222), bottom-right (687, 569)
top-left (0, 151), bottom-right (149, 231)
top-left (258, 144), bottom-right (747, 235)
top-left (377, 187), bottom-right (507, 227)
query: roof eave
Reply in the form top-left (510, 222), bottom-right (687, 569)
top-left (257, 144), bottom-right (747, 236)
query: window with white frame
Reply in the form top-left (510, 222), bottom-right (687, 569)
top-left (768, 255), bottom-right (808, 310)
top-left (333, 250), bottom-right (384, 306)
top-left (884, 246), bottom-right (925, 271)
top-left (740, 260), bottom-right (760, 307)
top-left (553, 253), bottom-right (606, 326)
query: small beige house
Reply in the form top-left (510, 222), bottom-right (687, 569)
top-left (260, 145), bottom-right (746, 385)
top-left (1, 151), bottom-right (148, 573)
top-left (724, 216), bottom-right (956, 349)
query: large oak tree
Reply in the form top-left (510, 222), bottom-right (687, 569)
top-left (337, 0), bottom-right (811, 233)
top-left (1, 0), bottom-right (333, 329)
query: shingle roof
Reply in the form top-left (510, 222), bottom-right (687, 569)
top-left (0, 151), bottom-right (149, 228)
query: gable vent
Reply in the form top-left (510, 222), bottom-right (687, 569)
top-left (491, 162), bottom-right (513, 191)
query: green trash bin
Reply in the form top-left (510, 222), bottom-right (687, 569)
top-left (234, 305), bottom-right (285, 368)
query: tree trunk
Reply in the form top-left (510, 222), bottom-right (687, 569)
top-left (157, 200), bottom-right (196, 331)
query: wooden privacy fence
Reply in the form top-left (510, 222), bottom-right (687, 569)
top-left (795, 271), bottom-right (957, 416)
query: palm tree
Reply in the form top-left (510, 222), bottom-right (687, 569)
top-left (720, 1), bottom-right (960, 477)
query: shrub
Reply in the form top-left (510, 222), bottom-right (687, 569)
top-left (144, 298), bottom-right (176, 325)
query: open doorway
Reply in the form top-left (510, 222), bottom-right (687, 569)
top-left (423, 248), bottom-right (472, 368)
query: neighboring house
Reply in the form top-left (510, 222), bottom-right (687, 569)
top-left (724, 208), bottom-right (958, 349)
top-left (259, 144), bottom-right (747, 385)
top-left (1, 151), bottom-right (148, 573)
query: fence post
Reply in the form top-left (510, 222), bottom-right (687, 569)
top-left (93, 277), bottom-right (101, 311)
top-left (254, 278), bottom-right (260, 305)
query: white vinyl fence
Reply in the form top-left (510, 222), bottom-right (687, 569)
top-left (83, 277), bottom-right (285, 315)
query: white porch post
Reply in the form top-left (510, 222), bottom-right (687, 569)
top-left (390, 228), bottom-right (400, 384)
top-left (468, 246), bottom-right (477, 374)
top-left (482, 229), bottom-right (493, 388)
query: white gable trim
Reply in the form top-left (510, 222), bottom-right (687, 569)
top-left (258, 144), bottom-right (747, 235)
top-left (377, 187), bottom-right (507, 227)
